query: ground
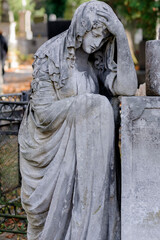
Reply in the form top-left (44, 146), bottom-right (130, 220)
top-left (3, 65), bottom-right (32, 94)
top-left (0, 232), bottom-right (27, 240)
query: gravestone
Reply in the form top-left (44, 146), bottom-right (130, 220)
top-left (8, 11), bottom-right (17, 44)
top-left (1, 0), bottom-right (9, 22)
top-left (8, 11), bottom-right (18, 68)
top-left (121, 96), bottom-right (160, 240)
top-left (47, 20), bottom-right (71, 39)
top-left (19, 10), bottom-right (33, 40)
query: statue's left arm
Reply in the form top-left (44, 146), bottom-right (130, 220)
top-left (97, 7), bottom-right (137, 96)
top-left (113, 26), bottom-right (137, 95)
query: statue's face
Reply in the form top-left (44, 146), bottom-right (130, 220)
top-left (82, 26), bottom-right (108, 54)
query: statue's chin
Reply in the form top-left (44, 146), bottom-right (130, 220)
top-left (82, 46), bottom-right (94, 54)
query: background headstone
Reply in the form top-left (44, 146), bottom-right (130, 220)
top-left (47, 20), bottom-right (71, 39)
top-left (1, 0), bottom-right (9, 22)
top-left (19, 10), bottom-right (33, 40)
top-left (121, 96), bottom-right (160, 240)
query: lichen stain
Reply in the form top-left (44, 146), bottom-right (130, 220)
top-left (94, 205), bottom-right (101, 215)
top-left (143, 211), bottom-right (160, 225)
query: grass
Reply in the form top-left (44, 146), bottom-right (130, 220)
top-left (0, 135), bottom-right (20, 194)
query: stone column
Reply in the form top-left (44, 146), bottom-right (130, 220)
top-left (8, 10), bottom-right (18, 68)
top-left (8, 11), bottom-right (16, 44)
top-left (121, 27), bottom-right (160, 240)
top-left (121, 96), bottom-right (160, 240)
top-left (145, 33), bottom-right (160, 95)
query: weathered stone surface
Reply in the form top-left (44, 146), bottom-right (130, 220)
top-left (146, 40), bottom-right (160, 96)
top-left (121, 96), bottom-right (160, 240)
top-left (18, 1), bottom-right (137, 239)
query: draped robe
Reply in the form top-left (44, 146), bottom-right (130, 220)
top-left (18, 11), bottom-right (121, 240)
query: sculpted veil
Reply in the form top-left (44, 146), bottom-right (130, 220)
top-left (18, 1), bottom-right (137, 239)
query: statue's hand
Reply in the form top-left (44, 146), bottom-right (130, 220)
top-left (97, 7), bottom-right (124, 37)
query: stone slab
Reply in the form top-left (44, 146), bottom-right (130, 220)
top-left (121, 96), bottom-right (160, 240)
top-left (146, 40), bottom-right (160, 96)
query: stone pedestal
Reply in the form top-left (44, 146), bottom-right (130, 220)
top-left (121, 96), bottom-right (160, 240)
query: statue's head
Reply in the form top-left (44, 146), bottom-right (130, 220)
top-left (68, 0), bottom-right (113, 52)
top-left (81, 21), bottom-right (109, 54)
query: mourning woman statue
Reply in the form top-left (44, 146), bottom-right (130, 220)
top-left (18, 1), bottom-right (137, 239)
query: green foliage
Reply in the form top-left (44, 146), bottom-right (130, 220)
top-left (64, 0), bottom-right (88, 19)
top-left (64, 0), bottom-right (159, 39)
top-left (103, 0), bottom-right (160, 40)
top-left (44, 0), bottom-right (67, 18)
top-left (15, 50), bottom-right (34, 65)
top-left (33, 7), bottom-right (45, 17)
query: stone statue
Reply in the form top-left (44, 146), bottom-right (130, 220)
top-left (18, 1), bottom-right (137, 239)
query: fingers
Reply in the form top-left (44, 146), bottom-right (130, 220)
top-left (102, 6), bottom-right (115, 14)
top-left (97, 10), bottom-right (110, 18)
top-left (97, 16), bottom-right (109, 26)
top-left (102, 6), bottom-right (109, 12)
top-left (97, 10), bottom-right (113, 22)
top-left (97, 8), bottom-right (117, 21)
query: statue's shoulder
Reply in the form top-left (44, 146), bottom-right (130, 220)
top-left (34, 30), bottom-right (67, 60)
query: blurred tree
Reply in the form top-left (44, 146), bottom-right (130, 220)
top-left (44, 0), bottom-right (67, 18)
top-left (64, 0), bottom-right (159, 39)
top-left (7, 0), bottom-right (35, 21)
top-left (104, 0), bottom-right (160, 40)
top-left (64, 0), bottom-right (87, 19)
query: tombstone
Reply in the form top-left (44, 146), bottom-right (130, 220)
top-left (7, 11), bottom-right (18, 68)
top-left (32, 14), bottom-right (48, 38)
top-left (0, 0), bottom-right (10, 37)
top-left (1, 0), bottom-right (9, 22)
top-left (8, 11), bottom-right (16, 44)
top-left (18, 10), bottom-right (33, 40)
top-left (121, 30), bottom-right (160, 240)
top-left (49, 14), bottom-right (57, 21)
top-left (121, 96), bottom-right (160, 240)
top-left (47, 20), bottom-right (71, 39)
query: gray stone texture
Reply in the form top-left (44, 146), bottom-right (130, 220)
top-left (121, 96), bottom-right (160, 240)
top-left (146, 40), bottom-right (160, 96)
top-left (18, 1), bottom-right (137, 239)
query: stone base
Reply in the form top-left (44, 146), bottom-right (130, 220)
top-left (121, 96), bottom-right (160, 240)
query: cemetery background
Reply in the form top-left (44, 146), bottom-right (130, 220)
top-left (0, 0), bottom-right (159, 239)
